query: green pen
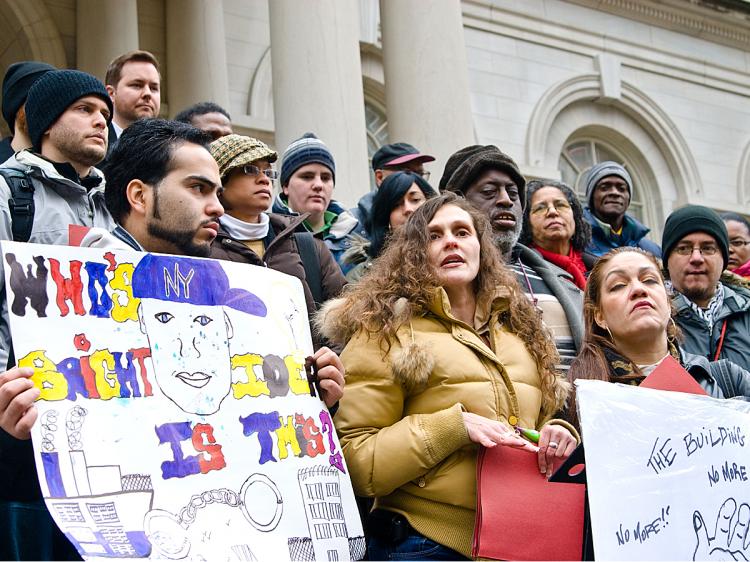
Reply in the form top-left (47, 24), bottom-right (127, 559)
top-left (514, 425), bottom-right (540, 444)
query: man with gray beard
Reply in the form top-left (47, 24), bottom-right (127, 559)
top-left (440, 145), bottom-right (583, 370)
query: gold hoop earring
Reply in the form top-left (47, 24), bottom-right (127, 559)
top-left (667, 317), bottom-right (677, 344)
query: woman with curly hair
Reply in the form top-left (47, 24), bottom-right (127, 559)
top-left (569, 246), bottom-right (750, 428)
top-left (520, 180), bottom-right (592, 289)
top-left (318, 193), bottom-right (576, 560)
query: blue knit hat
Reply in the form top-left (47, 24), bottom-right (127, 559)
top-left (280, 133), bottom-right (335, 186)
top-left (584, 161), bottom-right (632, 209)
top-left (26, 69), bottom-right (113, 151)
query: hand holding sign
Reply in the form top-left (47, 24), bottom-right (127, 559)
top-left (693, 498), bottom-right (750, 561)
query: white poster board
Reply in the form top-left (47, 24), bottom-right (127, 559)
top-left (3, 241), bottom-right (365, 561)
top-left (577, 380), bottom-right (750, 561)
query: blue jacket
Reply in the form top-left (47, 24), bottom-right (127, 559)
top-left (272, 194), bottom-right (360, 274)
top-left (583, 208), bottom-right (662, 258)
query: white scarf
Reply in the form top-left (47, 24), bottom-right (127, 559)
top-left (220, 212), bottom-right (270, 241)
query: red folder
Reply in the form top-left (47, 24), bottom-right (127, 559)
top-left (473, 445), bottom-right (585, 560)
top-left (639, 355), bottom-right (708, 395)
top-left (68, 224), bottom-right (90, 247)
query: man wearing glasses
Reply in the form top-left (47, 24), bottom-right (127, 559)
top-left (663, 205), bottom-right (750, 371)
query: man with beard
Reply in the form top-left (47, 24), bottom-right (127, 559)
top-left (0, 68), bottom-right (114, 561)
top-left (104, 50), bottom-right (161, 142)
top-left (582, 161), bottom-right (661, 261)
top-left (663, 205), bottom-right (750, 372)
top-left (440, 145), bottom-right (583, 370)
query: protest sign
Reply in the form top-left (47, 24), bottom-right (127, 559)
top-left (2, 241), bottom-right (365, 561)
top-left (577, 380), bottom-right (750, 561)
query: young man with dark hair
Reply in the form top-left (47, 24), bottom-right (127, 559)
top-left (100, 118), bottom-right (222, 257)
top-left (174, 101), bottom-right (233, 140)
top-left (0, 68), bottom-right (115, 561)
top-left (104, 50), bottom-right (161, 141)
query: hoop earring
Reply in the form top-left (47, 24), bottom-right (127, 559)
top-left (667, 317), bottom-right (677, 344)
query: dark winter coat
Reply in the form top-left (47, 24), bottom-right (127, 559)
top-left (209, 213), bottom-right (346, 346)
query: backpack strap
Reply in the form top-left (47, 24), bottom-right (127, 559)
top-left (714, 360), bottom-right (738, 398)
top-left (0, 168), bottom-right (35, 242)
top-left (294, 232), bottom-right (323, 309)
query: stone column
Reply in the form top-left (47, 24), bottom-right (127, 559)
top-left (269, 0), bottom-right (370, 206)
top-left (76, 0), bottom-right (139, 80)
top-left (166, 0), bottom-right (230, 116)
top-left (380, 0), bottom-right (475, 180)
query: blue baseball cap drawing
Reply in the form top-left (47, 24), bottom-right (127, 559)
top-left (132, 254), bottom-right (267, 317)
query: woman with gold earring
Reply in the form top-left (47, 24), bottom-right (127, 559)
top-left (568, 247), bottom-right (750, 428)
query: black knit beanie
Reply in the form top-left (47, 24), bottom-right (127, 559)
top-left (280, 132), bottom-right (335, 187)
top-left (661, 205), bottom-right (729, 269)
top-left (2, 61), bottom-right (56, 133)
top-left (439, 145), bottom-right (527, 209)
top-left (25, 69), bottom-right (113, 152)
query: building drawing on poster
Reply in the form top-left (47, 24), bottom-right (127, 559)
top-left (2, 242), bottom-right (365, 561)
top-left (576, 380), bottom-right (750, 561)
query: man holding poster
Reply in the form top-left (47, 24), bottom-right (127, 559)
top-left (0, 118), bottom-right (350, 560)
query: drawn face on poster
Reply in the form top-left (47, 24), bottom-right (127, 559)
top-left (132, 254), bottom-right (267, 415)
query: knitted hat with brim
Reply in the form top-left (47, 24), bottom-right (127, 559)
top-left (2, 61), bottom-right (56, 133)
top-left (584, 161), bottom-right (632, 209)
top-left (280, 133), bottom-right (335, 186)
top-left (439, 144), bottom-right (527, 209)
top-left (26, 69), bottom-right (113, 151)
top-left (209, 134), bottom-right (277, 179)
top-left (662, 205), bottom-right (729, 270)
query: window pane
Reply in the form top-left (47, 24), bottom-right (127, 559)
top-left (595, 143), bottom-right (618, 165)
top-left (565, 141), bottom-right (592, 171)
top-left (559, 155), bottom-right (580, 193)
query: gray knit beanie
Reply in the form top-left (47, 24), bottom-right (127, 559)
top-left (26, 69), bottom-right (113, 151)
top-left (584, 161), bottom-right (632, 209)
top-left (280, 133), bottom-right (335, 186)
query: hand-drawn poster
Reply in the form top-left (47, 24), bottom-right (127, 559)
top-left (576, 380), bottom-right (750, 561)
top-left (2, 241), bottom-right (365, 561)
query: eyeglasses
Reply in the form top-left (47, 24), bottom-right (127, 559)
top-left (240, 164), bottom-right (279, 180)
top-left (673, 244), bottom-right (720, 256)
top-left (530, 200), bottom-right (572, 216)
top-left (729, 239), bottom-right (750, 249)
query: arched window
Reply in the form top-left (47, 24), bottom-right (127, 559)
top-left (559, 138), bottom-right (645, 224)
top-left (364, 102), bottom-right (389, 192)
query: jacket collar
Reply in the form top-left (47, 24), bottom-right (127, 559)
top-left (674, 281), bottom-right (750, 319)
top-left (15, 150), bottom-right (105, 192)
top-left (584, 207), bottom-right (650, 240)
top-left (426, 286), bottom-right (511, 330)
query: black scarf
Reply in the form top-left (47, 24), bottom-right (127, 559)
top-left (602, 342), bottom-right (681, 385)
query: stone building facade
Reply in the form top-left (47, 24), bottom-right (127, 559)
top-left (1, 0), bottom-right (749, 238)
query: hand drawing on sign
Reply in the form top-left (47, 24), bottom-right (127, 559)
top-left (38, 407), bottom-right (155, 558)
top-left (40, 409), bottom-right (59, 452)
top-left (693, 498), bottom-right (750, 561)
top-left (131, 254), bottom-right (267, 416)
top-left (144, 473), bottom-right (283, 560)
top-left (6, 252), bottom-right (48, 316)
top-left (289, 466), bottom-right (366, 561)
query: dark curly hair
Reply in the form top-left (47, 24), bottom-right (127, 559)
top-left (519, 180), bottom-right (591, 253)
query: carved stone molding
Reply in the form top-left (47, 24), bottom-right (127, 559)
top-left (566, 0), bottom-right (750, 50)
top-left (526, 73), bottom-right (701, 203)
